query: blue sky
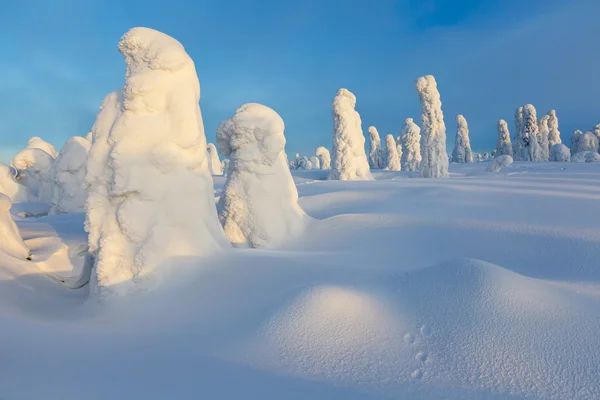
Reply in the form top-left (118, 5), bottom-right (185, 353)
top-left (1, 0), bottom-right (599, 162)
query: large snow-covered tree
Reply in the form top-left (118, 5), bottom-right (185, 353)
top-left (368, 126), bottom-right (385, 169)
top-left (549, 144), bottom-right (570, 162)
top-left (547, 110), bottom-right (561, 149)
top-left (495, 120), bottom-right (513, 157)
top-left (400, 118), bottom-right (421, 172)
top-left (49, 136), bottom-right (91, 214)
top-left (11, 148), bottom-right (54, 203)
top-left (523, 104), bottom-right (543, 162)
top-left (217, 103), bottom-right (307, 248)
top-left (537, 115), bottom-right (550, 161)
top-left (576, 131), bottom-right (599, 154)
top-left (513, 106), bottom-right (528, 161)
top-left (0, 163), bottom-right (27, 203)
top-left (315, 146), bottom-right (331, 170)
top-left (206, 143), bottom-right (223, 175)
top-left (329, 89), bottom-right (373, 180)
top-left (451, 115), bottom-right (473, 163)
top-left (0, 193), bottom-right (30, 260)
top-left (416, 75), bottom-right (448, 177)
top-left (384, 134), bottom-right (401, 171)
top-left (27, 137), bottom-right (58, 159)
top-left (85, 27), bottom-right (228, 297)
top-left (570, 130), bottom-right (583, 156)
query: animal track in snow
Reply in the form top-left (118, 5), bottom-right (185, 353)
top-left (403, 333), bottom-right (415, 344)
top-left (420, 324), bottom-right (432, 337)
top-left (415, 351), bottom-right (428, 362)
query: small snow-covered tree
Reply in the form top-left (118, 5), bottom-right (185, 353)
top-left (523, 104), bottom-right (543, 162)
top-left (217, 103), bottom-right (307, 248)
top-left (495, 120), bottom-right (513, 157)
top-left (513, 106), bottom-right (528, 161)
top-left (570, 130), bottom-right (583, 155)
top-left (416, 75), bottom-right (448, 177)
top-left (576, 131), bottom-right (599, 154)
top-left (0, 163), bottom-right (27, 202)
top-left (206, 143), bottom-right (223, 175)
top-left (383, 134), bottom-right (401, 171)
top-left (537, 115), bottom-right (550, 161)
top-left (400, 118), bottom-right (421, 171)
top-left (27, 137), bottom-right (58, 159)
top-left (315, 147), bottom-right (331, 170)
top-left (368, 126), bottom-right (385, 169)
top-left (49, 136), bottom-right (91, 214)
top-left (0, 193), bottom-right (30, 260)
top-left (11, 148), bottom-right (54, 203)
top-left (85, 27), bottom-right (228, 297)
top-left (549, 143), bottom-right (570, 162)
top-left (221, 159), bottom-right (230, 176)
top-left (451, 115), bottom-right (473, 163)
top-left (591, 124), bottom-right (600, 149)
top-left (486, 155), bottom-right (513, 172)
top-left (395, 136), bottom-right (403, 166)
top-left (547, 110), bottom-right (561, 149)
top-left (329, 89), bottom-right (373, 180)
top-left (309, 156), bottom-right (320, 170)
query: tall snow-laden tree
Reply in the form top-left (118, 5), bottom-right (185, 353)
top-left (368, 126), bottom-right (385, 169)
top-left (451, 115), bottom-right (473, 163)
top-left (329, 89), bottom-right (373, 181)
top-left (416, 75), bottom-right (448, 177)
top-left (523, 104), bottom-right (543, 162)
top-left (27, 137), bottom-right (58, 159)
top-left (495, 120), bottom-right (513, 157)
top-left (11, 148), bottom-right (54, 203)
top-left (85, 27), bottom-right (228, 297)
top-left (217, 103), bottom-right (307, 248)
top-left (513, 106), bottom-right (528, 161)
top-left (315, 146), bottom-right (331, 170)
top-left (207, 143), bottom-right (223, 175)
top-left (576, 131), bottom-right (599, 154)
top-left (0, 193), bottom-right (30, 260)
top-left (49, 136), bottom-right (91, 214)
top-left (384, 134), bottom-right (401, 171)
top-left (547, 110), bottom-right (561, 149)
top-left (537, 115), bottom-right (550, 161)
top-left (570, 130), bottom-right (583, 155)
top-left (400, 118), bottom-right (421, 172)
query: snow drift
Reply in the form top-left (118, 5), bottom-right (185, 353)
top-left (49, 136), bottom-right (91, 214)
top-left (486, 155), bottom-right (513, 172)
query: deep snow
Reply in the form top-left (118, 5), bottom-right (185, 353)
top-left (1, 162), bottom-right (600, 399)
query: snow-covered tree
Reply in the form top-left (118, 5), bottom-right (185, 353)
top-left (570, 130), bottom-right (583, 155)
top-left (0, 163), bottom-right (27, 203)
top-left (591, 124), bottom-right (600, 149)
top-left (27, 137), bottom-right (58, 159)
top-left (221, 159), bottom-right (230, 176)
top-left (451, 115), bottom-right (473, 163)
top-left (547, 110), bottom-right (561, 149)
top-left (495, 120), bottom-right (513, 157)
top-left (49, 136), bottom-right (91, 214)
top-left (368, 126), bottom-right (385, 169)
top-left (85, 27), bottom-right (228, 297)
top-left (585, 152), bottom-right (600, 163)
top-left (537, 115), bottom-right (550, 161)
top-left (0, 193), bottom-right (30, 260)
top-left (217, 103), bottom-right (307, 248)
top-left (513, 106), bottom-right (528, 161)
top-left (309, 156), bottom-right (320, 170)
top-left (523, 104), bottom-right (543, 162)
top-left (416, 75), bottom-right (448, 178)
top-left (295, 155), bottom-right (310, 170)
top-left (207, 143), bottom-right (223, 175)
top-left (486, 155), bottom-right (513, 172)
top-left (383, 134), bottom-right (401, 171)
top-left (11, 148), bottom-right (54, 203)
top-left (400, 118), bottom-right (421, 172)
top-left (576, 131), bottom-right (599, 154)
top-left (549, 143), bottom-right (570, 162)
top-left (395, 136), bottom-right (403, 166)
top-left (329, 89), bottom-right (373, 181)
top-left (315, 146), bottom-right (331, 170)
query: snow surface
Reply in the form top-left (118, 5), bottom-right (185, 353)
top-left (2, 162), bottom-right (600, 399)
top-left (11, 148), bottom-right (54, 203)
top-left (416, 75), bottom-right (448, 178)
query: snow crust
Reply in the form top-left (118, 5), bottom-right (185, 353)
top-left (400, 118), bottom-right (421, 172)
top-left (416, 75), bottom-right (448, 177)
top-left (49, 136), bottom-right (91, 214)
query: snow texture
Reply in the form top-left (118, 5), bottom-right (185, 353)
top-left (315, 146), bottom-right (331, 170)
top-left (549, 143), bottom-right (570, 162)
top-left (0, 193), bottom-right (29, 260)
top-left (85, 27), bottom-right (228, 297)
top-left (384, 134), bottom-right (400, 171)
top-left (570, 130), bottom-right (583, 156)
top-left (368, 126), bottom-right (385, 169)
top-left (217, 103), bottom-right (307, 248)
top-left (486, 155), bottom-right (513, 172)
top-left (11, 148), bottom-right (54, 203)
top-left (329, 89), bottom-right (373, 181)
top-left (0, 163), bottom-right (27, 202)
top-left (400, 118), bottom-right (421, 172)
top-left (27, 136), bottom-right (58, 158)
top-left (309, 156), bottom-right (320, 170)
top-left (576, 131), bottom-right (599, 154)
top-left (451, 115), bottom-right (473, 163)
top-left (537, 115), bottom-right (550, 161)
top-left (416, 75), bottom-right (448, 178)
top-left (547, 110), bottom-right (561, 148)
top-left (495, 119), bottom-right (513, 157)
top-left (207, 143), bottom-right (223, 175)
top-left (49, 136), bottom-right (91, 215)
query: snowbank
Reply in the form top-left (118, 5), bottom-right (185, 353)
top-left (416, 75), bottom-right (448, 177)
top-left (400, 118), bottom-right (421, 172)
top-left (11, 148), bottom-right (54, 203)
top-left (0, 163), bottom-right (27, 202)
top-left (495, 119), bottom-right (513, 157)
top-left (0, 193), bottom-right (30, 260)
top-left (315, 146), bottom-right (331, 170)
top-left (549, 143), bottom-right (570, 162)
top-left (27, 137), bottom-right (58, 158)
top-left (207, 143), bottom-right (223, 175)
top-left (486, 155), bottom-right (513, 172)
top-left (85, 27), bottom-right (228, 297)
top-left (49, 136), bottom-right (91, 214)
top-left (384, 134), bottom-right (400, 171)
top-left (329, 89), bottom-right (373, 181)
top-left (217, 103), bottom-right (307, 248)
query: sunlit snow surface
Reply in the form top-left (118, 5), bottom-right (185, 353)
top-left (1, 161), bottom-right (600, 399)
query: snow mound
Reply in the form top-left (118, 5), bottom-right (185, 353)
top-left (230, 258), bottom-right (600, 399)
top-left (49, 136), bottom-right (91, 214)
top-left (27, 137), bottom-right (58, 158)
top-left (217, 103), bottom-right (307, 248)
top-left (549, 143), bottom-right (570, 162)
top-left (486, 155), bottom-right (513, 172)
top-left (11, 148), bottom-right (54, 203)
top-left (0, 193), bottom-right (30, 260)
top-left (0, 163), bottom-right (27, 202)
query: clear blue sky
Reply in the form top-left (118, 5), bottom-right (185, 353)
top-left (1, 0), bottom-right (599, 162)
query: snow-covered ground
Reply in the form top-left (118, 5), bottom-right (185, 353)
top-left (1, 161), bottom-right (600, 399)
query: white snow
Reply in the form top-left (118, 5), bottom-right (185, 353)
top-left (523, 104), bottom-right (544, 162)
top-left (0, 193), bottom-right (30, 260)
top-left (309, 156), bottom-right (321, 170)
top-left (27, 136), bottom-right (58, 158)
top-left (537, 114), bottom-right (550, 161)
top-left (368, 126), bottom-right (385, 169)
top-left (495, 119), bottom-right (513, 157)
top-left (316, 146), bottom-right (331, 170)
top-left (513, 106), bottom-right (527, 161)
top-left (11, 148), bottom-right (54, 203)
top-left (486, 154), bottom-right (513, 172)
top-left (217, 103), bottom-right (307, 248)
top-left (570, 130), bottom-right (583, 155)
top-left (550, 143), bottom-right (571, 162)
top-left (84, 27), bottom-right (228, 297)
top-left (49, 136), bottom-right (91, 214)
top-left (400, 118), bottom-right (421, 172)
top-left (451, 114), bottom-right (473, 163)
top-left (547, 110), bottom-right (561, 148)
top-left (383, 134), bottom-right (400, 171)
top-left (207, 143), bottom-right (223, 175)
top-left (576, 131), bottom-right (599, 154)
top-left (329, 89), bottom-right (373, 181)
top-left (416, 75), bottom-right (448, 178)
top-left (0, 162), bottom-right (28, 202)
